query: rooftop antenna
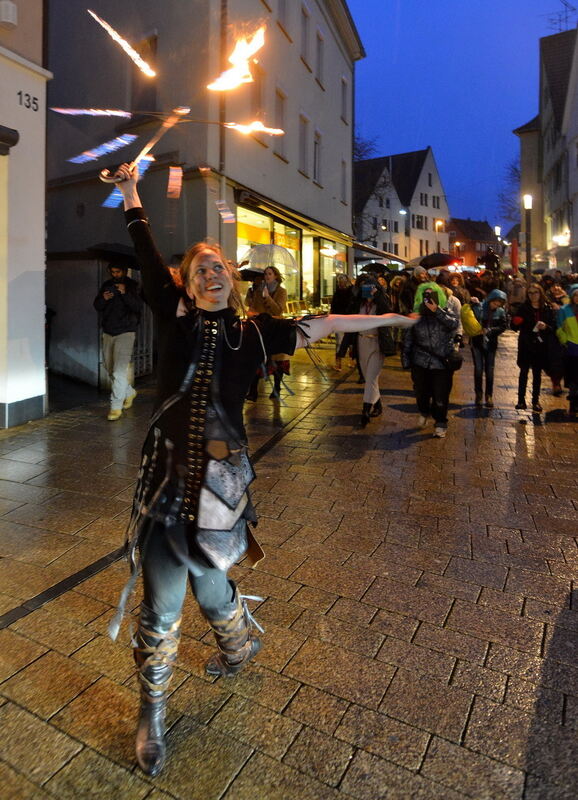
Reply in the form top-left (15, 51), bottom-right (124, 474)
top-left (544, 0), bottom-right (577, 32)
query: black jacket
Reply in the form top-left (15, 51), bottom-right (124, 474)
top-left (511, 301), bottom-right (562, 373)
top-left (93, 276), bottom-right (142, 335)
top-left (402, 306), bottom-right (458, 370)
top-left (337, 288), bottom-right (394, 357)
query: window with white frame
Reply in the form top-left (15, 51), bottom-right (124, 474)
top-left (315, 30), bottom-right (324, 85)
top-left (340, 77), bottom-right (348, 123)
top-left (313, 130), bottom-right (322, 184)
top-left (299, 114), bottom-right (309, 175)
top-left (300, 5), bottom-right (310, 65)
top-left (340, 159), bottom-right (347, 203)
top-left (274, 89), bottom-right (287, 158)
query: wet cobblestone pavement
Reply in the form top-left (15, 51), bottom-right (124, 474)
top-left (0, 334), bottom-right (577, 799)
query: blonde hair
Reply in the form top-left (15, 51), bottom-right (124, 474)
top-left (180, 242), bottom-right (243, 313)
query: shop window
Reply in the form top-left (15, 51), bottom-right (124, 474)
top-left (274, 220), bottom-right (301, 301)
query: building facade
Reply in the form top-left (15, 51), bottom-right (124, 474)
top-left (354, 147), bottom-right (450, 263)
top-left (0, 0), bottom-right (51, 427)
top-left (46, 0), bottom-right (364, 383)
top-left (447, 218), bottom-right (500, 268)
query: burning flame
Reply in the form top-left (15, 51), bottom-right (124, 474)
top-left (51, 107), bottom-right (133, 118)
top-left (224, 120), bottom-right (284, 136)
top-left (87, 9), bottom-right (156, 77)
top-left (207, 26), bottom-right (265, 91)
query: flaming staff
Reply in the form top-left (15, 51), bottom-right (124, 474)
top-left (87, 9), bottom-right (156, 77)
top-left (99, 107), bottom-right (190, 183)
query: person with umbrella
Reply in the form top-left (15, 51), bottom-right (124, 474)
top-left (108, 162), bottom-right (416, 777)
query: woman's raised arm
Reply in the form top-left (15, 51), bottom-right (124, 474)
top-left (295, 313), bottom-right (417, 349)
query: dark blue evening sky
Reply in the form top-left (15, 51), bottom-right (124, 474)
top-left (347, 0), bottom-right (570, 229)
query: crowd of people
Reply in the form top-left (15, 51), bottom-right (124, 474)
top-left (329, 265), bottom-right (578, 435)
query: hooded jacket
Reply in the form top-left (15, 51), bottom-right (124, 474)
top-left (556, 284), bottom-right (578, 355)
top-left (471, 289), bottom-right (507, 351)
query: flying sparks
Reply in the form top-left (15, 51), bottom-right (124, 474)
top-left (207, 26), bottom-right (266, 91)
top-left (87, 9), bottom-right (156, 77)
top-left (224, 120), bottom-right (284, 136)
top-left (51, 107), bottom-right (133, 118)
top-left (68, 133), bottom-right (137, 164)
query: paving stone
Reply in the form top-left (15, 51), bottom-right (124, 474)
top-left (290, 558), bottom-right (375, 601)
top-left (369, 608), bottom-right (420, 641)
top-left (0, 702), bottom-right (82, 781)
top-left (362, 576), bottom-right (453, 626)
top-left (283, 637), bottom-right (394, 709)
top-left (10, 607), bottom-right (96, 656)
top-left (225, 663), bottom-right (300, 712)
top-left (445, 556), bottom-right (509, 590)
top-left (379, 668), bottom-right (473, 743)
top-left (413, 622), bottom-right (488, 664)
top-left (0, 760), bottom-right (48, 800)
top-left (290, 585), bottom-right (338, 613)
top-left (339, 749), bottom-right (467, 800)
top-left (72, 635), bottom-right (135, 683)
top-left (421, 736), bottom-right (525, 800)
top-left (283, 685), bottom-right (348, 735)
top-left (1, 650), bottom-right (100, 719)
top-left (237, 569), bottom-right (301, 601)
top-left (0, 628), bottom-right (47, 682)
top-left (505, 568), bottom-right (571, 607)
top-left (282, 724), bottom-right (354, 786)
top-left (325, 596), bottom-right (378, 626)
top-left (377, 637), bottom-right (456, 680)
top-left (44, 747), bottom-right (150, 799)
top-left (2, 502), bottom-right (99, 535)
top-left (372, 542), bottom-right (450, 575)
top-left (223, 751), bottom-right (340, 800)
top-left (254, 623), bottom-right (307, 672)
top-left (486, 643), bottom-right (578, 697)
top-left (252, 597), bottom-right (303, 628)
top-left (524, 775), bottom-right (577, 800)
top-left (0, 557), bottom-right (65, 600)
top-left (345, 552), bottom-right (422, 585)
top-left (417, 571), bottom-right (481, 602)
top-left (253, 546), bottom-right (307, 578)
top-left (291, 608), bottom-right (384, 658)
top-left (478, 587), bottom-right (525, 615)
top-left (446, 599), bottom-right (543, 654)
top-left (335, 703), bottom-right (430, 770)
top-left (451, 660), bottom-right (508, 703)
top-left (168, 673), bottom-right (230, 721)
top-left (51, 677), bottom-right (139, 768)
top-left (46, 590), bottom-right (111, 625)
top-left (210, 694), bottom-right (300, 758)
top-left (505, 676), bottom-right (564, 724)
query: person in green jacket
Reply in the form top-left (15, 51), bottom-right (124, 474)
top-left (556, 284), bottom-right (578, 415)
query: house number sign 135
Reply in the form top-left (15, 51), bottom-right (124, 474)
top-left (17, 91), bottom-right (39, 111)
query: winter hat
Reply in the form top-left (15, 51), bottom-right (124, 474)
top-left (486, 289), bottom-right (507, 303)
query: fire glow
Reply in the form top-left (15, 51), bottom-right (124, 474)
top-left (207, 26), bottom-right (266, 91)
top-left (51, 107), bottom-right (133, 118)
top-left (68, 133), bottom-right (137, 164)
top-left (87, 9), bottom-right (156, 77)
top-left (224, 120), bottom-right (284, 136)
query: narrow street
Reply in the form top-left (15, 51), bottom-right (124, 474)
top-left (0, 335), bottom-right (577, 800)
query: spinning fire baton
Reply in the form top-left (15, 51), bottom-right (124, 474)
top-left (99, 107), bottom-right (189, 183)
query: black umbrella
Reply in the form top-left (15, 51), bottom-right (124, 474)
top-left (89, 242), bottom-right (140, 270)
top-left (238, 266), bottom-right (265, 281)
top-left (360, 262), bottom-right (392, 274)
top-left (420, 253), bottom-right (461, 269)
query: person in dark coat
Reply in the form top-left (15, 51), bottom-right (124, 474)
top-left (330, 273), bottom-right (353, 370)
top-left (93, 263), bottom-right (142, 420)
top-left (511, 284), bottom-right (560, 412)
top-left (110, 163), bottom-right (416, 777)
top-left (470, 289), bottom-right (508, 407)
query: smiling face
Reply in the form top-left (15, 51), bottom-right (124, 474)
top-left (186, 249), bottom-right (233, 311)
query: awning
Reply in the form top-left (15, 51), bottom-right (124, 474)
top-left (354, 240), bottom-right (408, 264)
top-left (234, 187), bottom-right (353, 247)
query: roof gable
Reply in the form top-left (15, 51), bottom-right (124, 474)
top-left (540, 29), bottom-right (576, 129)
top-left (449, 218), bottom-right (498, 242)
top-left (354, 147), bottom-right (431, 213)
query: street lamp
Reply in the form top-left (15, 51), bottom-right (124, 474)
top-left (523, 194), bottom-right (532, 285)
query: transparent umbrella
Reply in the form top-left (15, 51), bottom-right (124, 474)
top-left (239, 244), bottom-right (297, 273)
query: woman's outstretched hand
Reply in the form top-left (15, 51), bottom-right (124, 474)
top-left (114, 163), bottom-right (141, 210)
top-left (380, 313), bottom-right (417, 328)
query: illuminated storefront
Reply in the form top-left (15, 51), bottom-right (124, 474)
top-left (236, 193), bottom-right (351, 309)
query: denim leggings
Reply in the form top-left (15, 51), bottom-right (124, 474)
top-left (471, 346), bottom-right (497, 397)
top-left (141, 521), bottom-right (233, 620)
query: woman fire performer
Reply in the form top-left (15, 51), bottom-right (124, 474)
top-left (110, 163), bottom-right (415, 776)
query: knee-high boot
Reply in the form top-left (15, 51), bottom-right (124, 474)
top-left (203, 582), bottom-right (261, 677)
top-left (133, 605), bottom-right (181, 776)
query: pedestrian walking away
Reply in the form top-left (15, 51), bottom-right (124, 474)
top-left (403, 282), bottom-right (458, 438)
top-left (93, 263), bottom-right (143, 420)
top-left (108, 162), bottom-right (416, 777)
top-left (470, 288), bottom-right (507, 407)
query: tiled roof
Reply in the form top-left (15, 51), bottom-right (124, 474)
top-left (513, 115), bottom-right (540, 135)
top-left (540, 29), bottom-right (577, 128)
top-left (448, 218), bottom-right (498, 243)
top-left (354, 147), bottom-right (430, 213)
